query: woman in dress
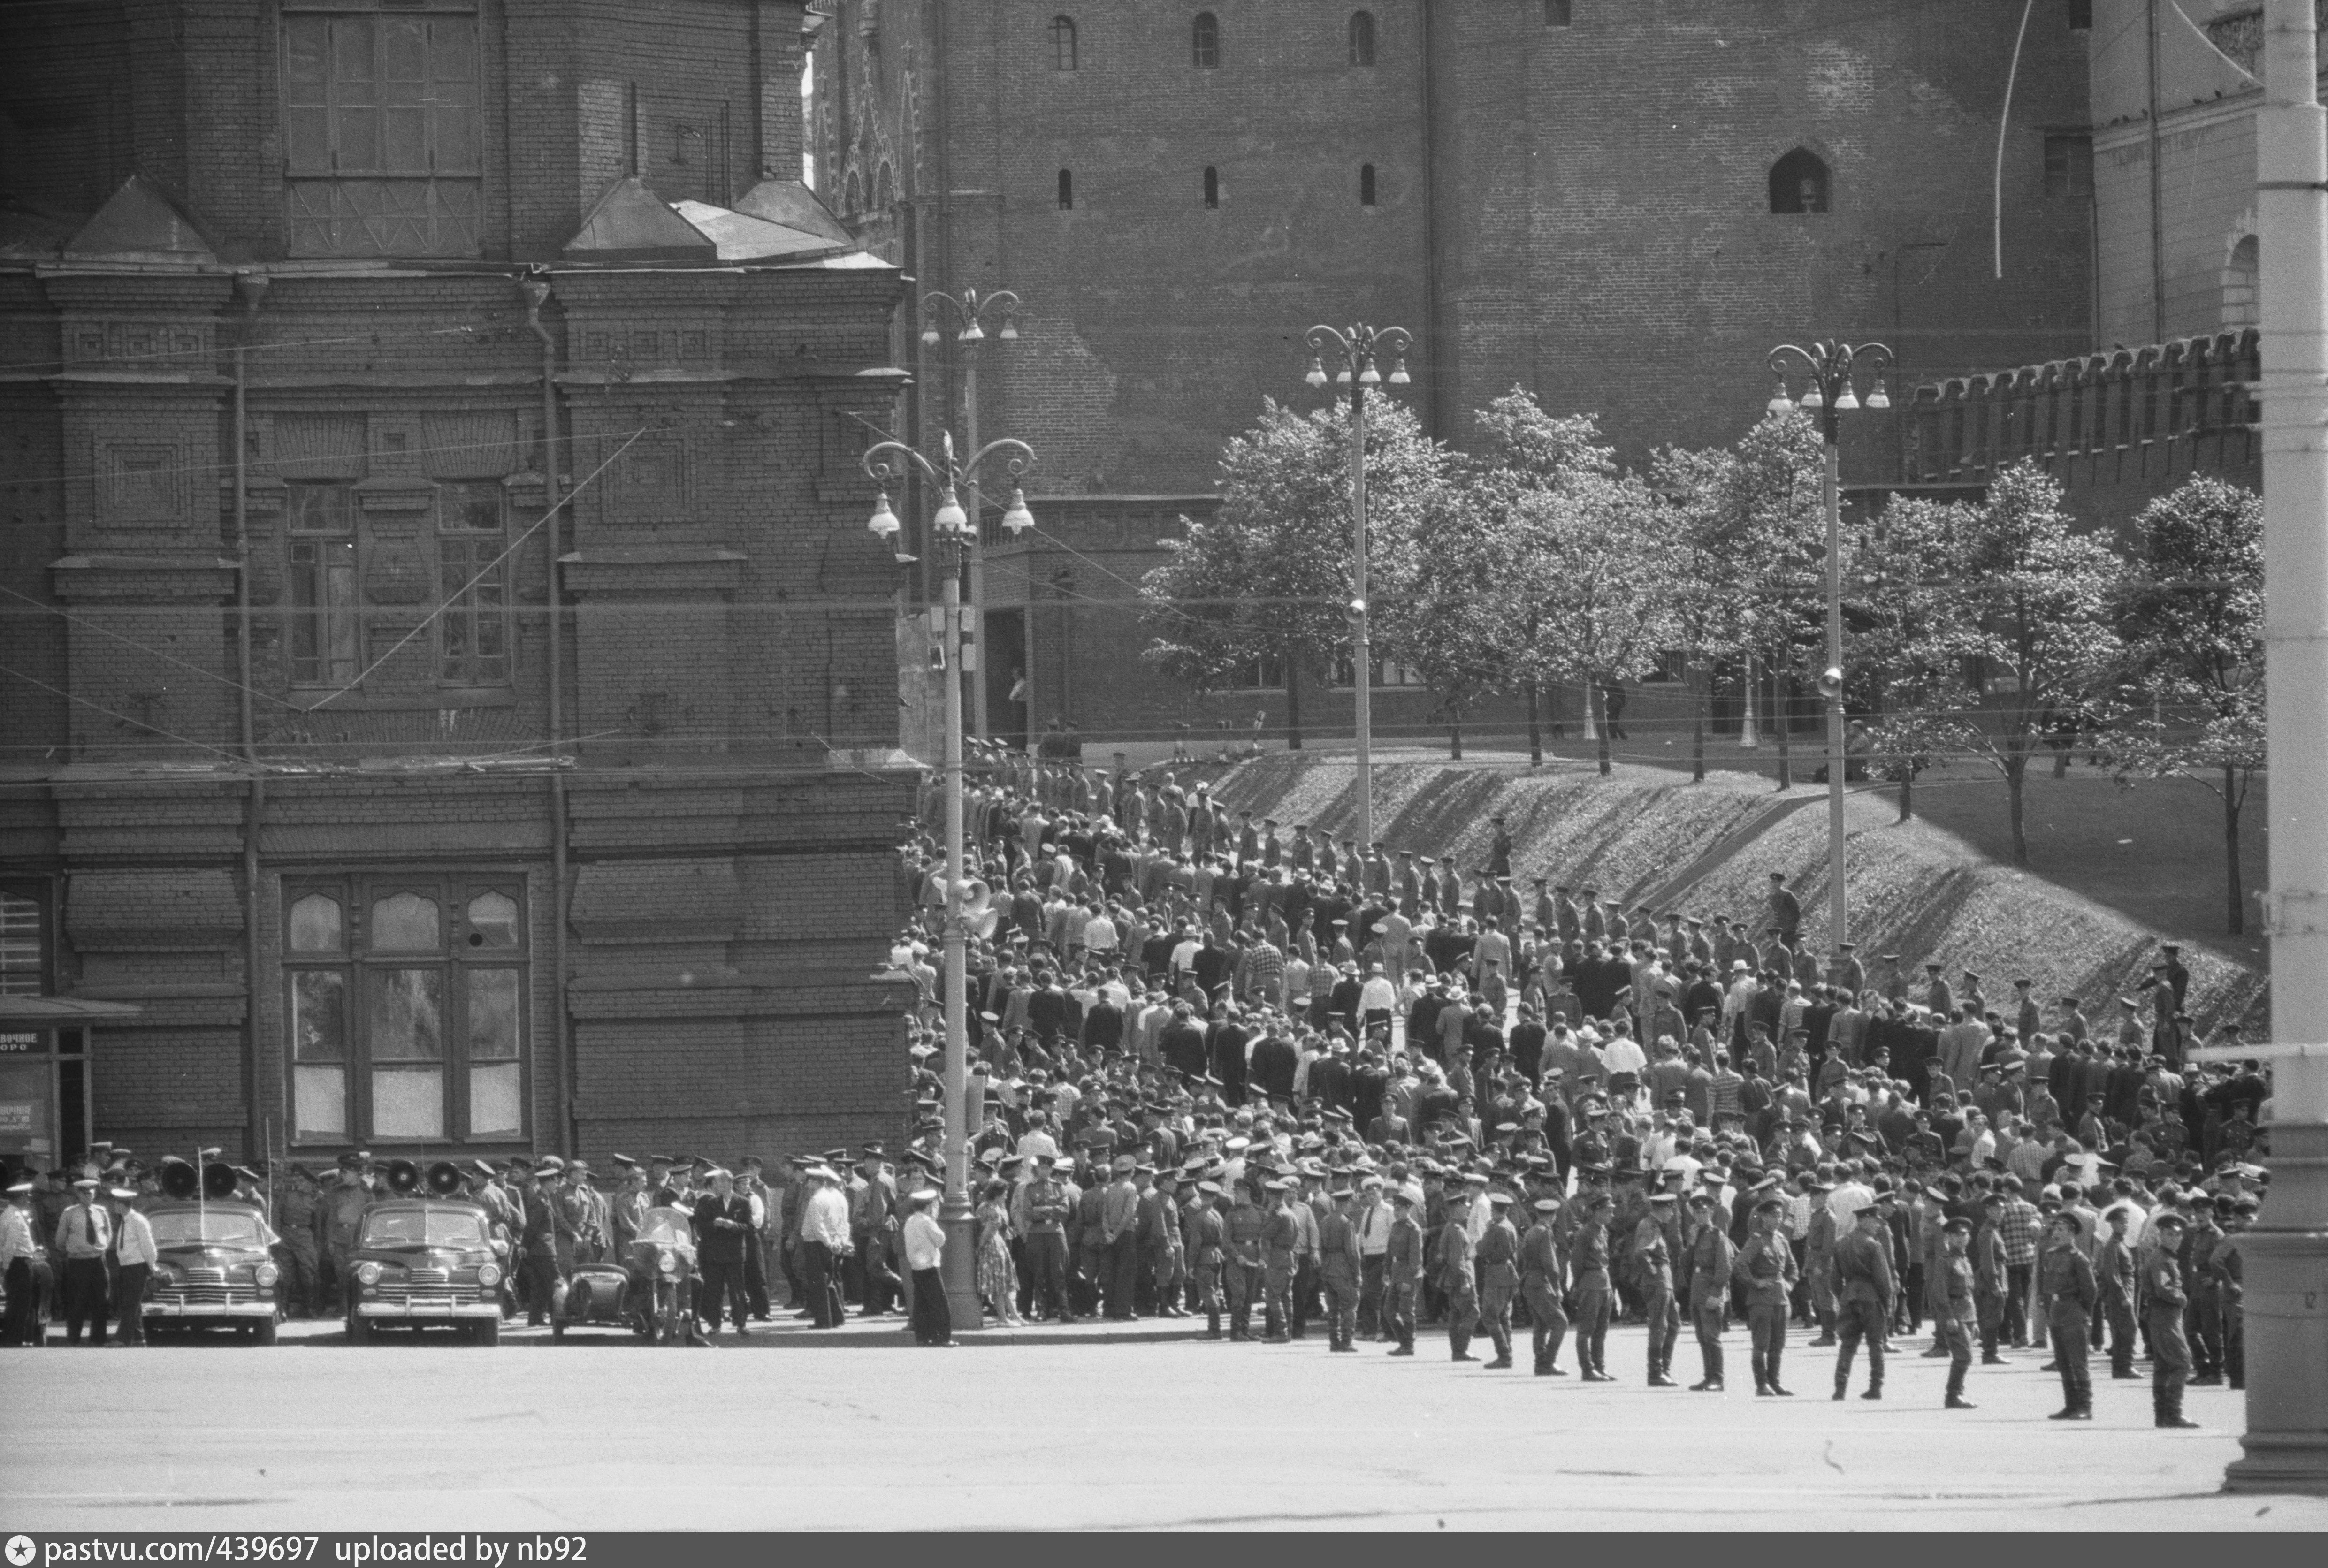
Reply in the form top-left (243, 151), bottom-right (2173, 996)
top-left (976, 1178), bottom-right (1023, 1325)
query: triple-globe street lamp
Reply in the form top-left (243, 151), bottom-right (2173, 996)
top-left (866, 430), bottom-right (1035, 1330)
top-left (1764, 339), bottom-right (1891, 950)
top-left (920, 288), bottom-right (1022, 739)
top-left (1305, 323), bottom-right (1411, 853)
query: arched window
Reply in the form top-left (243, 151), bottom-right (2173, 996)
top-left (1769, 148), bottom-right (1830, 213)
top-left (1545, 0), bottom-right (1573, 24)
top-left (1203, 166), bottom-right (1219, 208)
top-left (1359, 163), bottom-right (1377, 206)
top-left (874, 162), bottom-right (893, 212)
top-left (1192, 11), bottom-right (1220, 68)
top-left (843, 169), bottom-right (863, 215)
top-left (1051, 15), bottom-right (1077, 70)
top-left (1057, 168), bottom-right (1074, 209)
top-left (1349, 10), bottom-right (1376, 65)
top-left (2222, 234), bottom-right (2260, 328)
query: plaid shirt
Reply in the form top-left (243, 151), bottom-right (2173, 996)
top-left (1995, 1197), bottom-right (2041, 1266)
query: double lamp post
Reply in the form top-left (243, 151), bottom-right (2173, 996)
top-left (866, 429), bottom-right (1036, 1331)
top-left (1764, 338), bottom-right (1891, 949)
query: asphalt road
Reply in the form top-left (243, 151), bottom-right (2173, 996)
top-left (6, 1315), bottom-right (2322, 1533)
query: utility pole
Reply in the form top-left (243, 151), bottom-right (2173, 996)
top-left (2201, 0), bottom-right (2328, 1497)
top-left (920, 289), bottom-right (1022, 740)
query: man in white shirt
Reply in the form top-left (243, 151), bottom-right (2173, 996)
top-left (1826, 1164), bottom-right (1876, 1226)
top-left (1355, 1175), bottom-right (1393, 1339)
top-left (797, 1166), bottom-right (854, 1329)
top-left (108, 1186), bottom-right (158, 1346)
top-left (59, 1177), bottom-right (113, 1345)
top-left (1, 1179), bottom-right (43, 1345)
top-left (901, 1189), bottom-right (952, 1346)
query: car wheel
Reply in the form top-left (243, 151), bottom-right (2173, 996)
top-left (474, 1317), bottom-right (499, 1347)
top-left (254, 1317), bottom-right (277, 1347)
top-left (346, 1316), bottom-right (370, 1345)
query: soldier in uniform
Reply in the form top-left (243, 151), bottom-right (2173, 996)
top-left (2039, 1210), bottom-right (2098, 1419)
top-left (1519, 1195), bottom-right (1568, 1376)
top-left (1937, 1217), bottom-right (1980, 1409)
top-left (1023, 1154), bottom-right (1074, 1324)
top-left (316, 1154), bottom-right (373, 1317)
top-left (2145, 1210), bottom-right (2202, 1428)
top-left (1640, 1192), bottom-right (1679, 1385)
top-left (517, 1158), bottom-right (562, 1327)
top-left (1318, 1185), bottom-right (1364, 1352)
top-left (1735, 1197), bottom-right (1798, 1396)
top-left (1140, 1166), bottom-right (1185, 1318)
top-left (1830, 1202), bottom-right (1895, 1401)
top-left (2183, 1199), bottom-right (2227, 1385)
top-left (1684, 1190), bottom-right (1734, 1391)
top-left (2095, 1203), bottom-right (2142, 1380)
top-left (1186, 1180), bottom-right (1227, 1337)
top-left (1223, 1180), bottom-right (1269, 1341)
top-left (1435, 1181), bottom-right (1481, 1362)
top-left (2213, 1195), bottom-right (2254, 1389)
top-left (273, 1164), bottom-right (321, 1317)
top-left (1383, 1189), bottom-right (1424, 1356)
top-left (1261, 1179), bottom-right (1299, 1342)
top-left (1474, 1190), bottom-right (1520, 1370)
top-left (1572, 1190), bottom-right (1615, 1380)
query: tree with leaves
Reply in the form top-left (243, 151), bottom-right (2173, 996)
top-left (1138, 397), bottom-right (1445, 747)
top-left (1901, 460), bottom-right (2125, 866)
top-left (2103, 475), bottom-right (2266, 933)
top-left (1851, 493), bottom-right (1980, 821)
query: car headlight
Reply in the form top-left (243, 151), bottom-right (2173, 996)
top-left (657, 1249), bottom-right (677, 1276)
top-left (355, 1261), bottom-right (382, 1285)
top-left (476, 1263), bottom-right (502, 1287)
top-left (254, 1263), bottom-right (280, 1286)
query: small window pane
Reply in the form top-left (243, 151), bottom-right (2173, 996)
top-left (295, 1066), bottom-right (348, 1138)
top-left (440, 481), bottom-right (502, 532)
top-left (287, 486), bottom-right (351, 533)
top-left (0, 891), bottom-right (42, 996)
top-left (1192, 12), bottom-right (1219, 68)
top-left (371, 1068), bottom-right (444, 1139)
top-left (290, 970), bottom-right (347, 1061)
top-left (289, 893), bottom-right (343, 953)
top-left (466, 968), bottom-right (520, 1059)
top-left (1051, 15), bottom-right (1076, 70)
top-left (1350, 11), bottom-right (1376, 66)
top-left (466, 891), bottom-right (519, 948)
top-left (369, 891), bottom-right (440, 951)
top-left (470, 1063), bottom-right (521, 1138)
top-left (369, 967), bottom-right (444, 1060)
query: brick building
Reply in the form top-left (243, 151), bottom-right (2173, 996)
top-left (813, 0), bottom-right (2101, 746)
top-left (0, 0), bottom-right (924, 1174)
top-left (1904, 1), bottom-right (2323, 532)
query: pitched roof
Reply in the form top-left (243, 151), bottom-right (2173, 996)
top-left (62, 174), bottom-right (218, 265)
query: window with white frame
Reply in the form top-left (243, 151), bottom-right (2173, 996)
top-left (285, 875), bottom-right (527, 1145)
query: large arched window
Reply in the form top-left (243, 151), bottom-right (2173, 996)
top-left (1349, 10), bottom-right (1376, 65)
top-left (1192, 11), bottom-right (1220, 68)
top-left (1769, 148), bottom-right (1830, 213)
top-left (1050, 15), bottom-right (1077, 70)
top-left (2222, 234), bottom-right (2260, 328)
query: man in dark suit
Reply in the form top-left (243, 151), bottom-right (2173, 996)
top-left (692, 1168), bottom-right (755, 1336)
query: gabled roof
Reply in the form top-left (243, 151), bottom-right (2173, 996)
top-left (671, 200), bottom-right (853, 263)
top-left (733, 179), bottom-right (855, 246)
top-left (62, 174), bottom-right (218, 265)
top-left (563, 176), bottom-right (717, 264)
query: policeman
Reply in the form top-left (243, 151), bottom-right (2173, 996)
top-left (1830, 1202), bottom-right (1894, 1401)
top-left (2039, 1210), bottom-right (2098, 1420)
top-left (273, 1164), bottom-right (321, 1317)
top-left (1261, 1178), bottom-right (1299, 1342)
top-left (2095, 1203), bottom-right (2142, 1379)
top-left (1023, 1153), bottom-right (1076, 1324)
top-left (57, 1177), bottom-right (110, 1345)
top-left (1475, 1190), bottom-right (1520, 1370)
top-left (2145, 1211), bottom-right (2202, 1429)
top-left (1519, 1195), bottom-right (1568, 1377)
top-left (1222, 1178), bottom-right (1269, 1341)
top-left (1318, 1184), bottom-right (1363, 1352)
top-left (1938, 1216), bottom-right (1979, 1410)
top-left (315, 1154), bottom-right (372, 1316)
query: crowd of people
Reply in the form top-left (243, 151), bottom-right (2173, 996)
top-left (885, 745), bottom-right (2275, 1423)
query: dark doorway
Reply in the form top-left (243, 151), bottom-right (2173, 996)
top-left (986, 608), bottom-right (1029, 750)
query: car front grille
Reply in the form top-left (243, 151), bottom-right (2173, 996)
top-left (154, 1286), bottom-right (259, 1307)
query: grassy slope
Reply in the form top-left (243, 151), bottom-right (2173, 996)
top-left (1207, 753), bottom-right (2268, 1031)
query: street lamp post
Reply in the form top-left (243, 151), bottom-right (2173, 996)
top-left (921, 289), bottom-right (1022, 741)
top-left (1305, 323), bottom-right (1412, 853)
top-left (1763, 339), bottom-right (1892, 948)
top-left (864, 431), bottom-right (1037, 1332)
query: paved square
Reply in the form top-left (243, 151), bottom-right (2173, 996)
top-left (6, 1317), bottom-right (2322, 1531)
